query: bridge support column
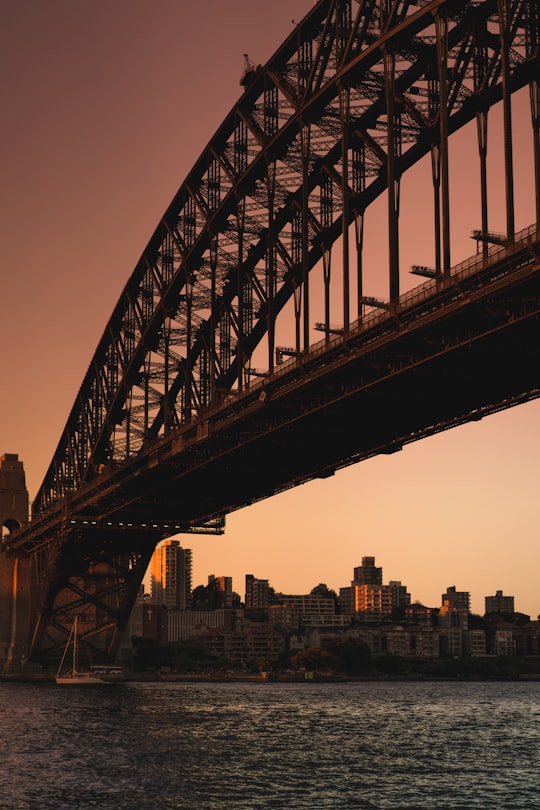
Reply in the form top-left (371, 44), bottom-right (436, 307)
top-left (0, 454), bottom-right (32, 672)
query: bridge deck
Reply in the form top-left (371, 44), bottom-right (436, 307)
top-left (9, 225), bottom-right (540, 553)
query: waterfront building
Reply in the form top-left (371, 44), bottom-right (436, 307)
top-left (494, 628), bottom-right (515, 656)
top-left (464, 629), bottom-right (487, 657)
top-left (439, 626), bottom-right (463, 657)
top-left (380, 625), bottom-right (440, 658)
top-left (193, 618), bottom-right (286, 665)
top-left (514, 621), bottom-right (540, 656)
top-left (381, 626), bottom-right (410, 656)
top-left (151, 540), bottom-right (192, 610)
top-left (410, 627), bottom-right (440, 658)
top-left (289, 629), bottom-right (323, 652)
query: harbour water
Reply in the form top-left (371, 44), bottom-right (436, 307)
top-left (0, 679), bottom-right (539, 809)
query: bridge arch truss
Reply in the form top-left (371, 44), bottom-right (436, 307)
top-left (5, 0), bottom-right (539, 666)
top-left (32, 0), bottom-right (539, 521)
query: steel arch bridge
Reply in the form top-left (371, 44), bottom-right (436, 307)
top-left (3, 0), bottom-right (539, 668)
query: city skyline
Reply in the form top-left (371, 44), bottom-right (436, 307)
top-left (151, 544), bottom-right (534, 619)
top-left (2, 1), bottom-right (539, 620)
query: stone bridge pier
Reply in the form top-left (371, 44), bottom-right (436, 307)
top-left (0, 454), bottom-right (32, 672)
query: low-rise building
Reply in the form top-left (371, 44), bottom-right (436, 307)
top-left (405, 603), bottom-right (438, 627)
top-left (465, 629), bottom-right (487, 657)
top-left (514, 621), bottom-right (540, 656)
top-left (193, 618), bottom-right (286, 666)
top-left (493, 628), bottom-right (515, 656)
top-left (439, 627), bottom-right (463, 657)
top-left (270, 594), bottom-right (351, 629)
top-left (167, 609), bottom-right (232, 642)
top-left (409, 627), bottom-right (440, 658)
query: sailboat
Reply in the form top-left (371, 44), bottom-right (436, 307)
top-left (55, 616), bottom-right (106, 685)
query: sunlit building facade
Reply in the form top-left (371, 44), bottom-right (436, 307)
top-left (339, 557), bottom-right (410, 622)
top-left (151, 539), bottom-right (192, 610)
top-left (442, 586), bottom-right (470, 612)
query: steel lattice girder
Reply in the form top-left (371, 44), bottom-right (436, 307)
top-left (4, 0), bottom-right (539, 666)
top-left (30, 528), bottom-right (161, 664)
top-left (28, 0), bottom-right (538, 520)
top-left (8, 0), bottom-right (540, 657)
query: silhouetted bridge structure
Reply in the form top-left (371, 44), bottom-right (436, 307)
top-left (1, 0), bottom-right (539, 670)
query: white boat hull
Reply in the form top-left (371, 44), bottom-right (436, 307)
top-left (56, 617), bottom-right (109, 685)
top-left (56, 672), bottom-right (107, 685)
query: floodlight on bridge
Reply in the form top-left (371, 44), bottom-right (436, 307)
top-left (359, 296), bottom-right (390, 310)
top-left (380, 443), bottom-right (403, 455)
top-left (314, 323), bottom-right (344, 336)
top-left (276, 347), bottom-right (298, 364)
top-left (471, 230), bottom-right (508, 246)
top-left (411, 265), bottom-right (437, 278)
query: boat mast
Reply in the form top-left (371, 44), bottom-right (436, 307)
top-left (73, 616), bottom-right (78, 673)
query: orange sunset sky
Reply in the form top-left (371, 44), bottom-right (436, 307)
top-left (1, 0), bottom-right (539, 617)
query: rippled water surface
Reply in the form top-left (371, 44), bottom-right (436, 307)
top-left (0, 679), bottom-right (539, 809)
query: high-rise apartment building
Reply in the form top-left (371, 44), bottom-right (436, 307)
top-left (441, 586), bottom-right (470, 612)
top-left (388, 580), bottom-right (411, 609)
top-left (208, 575), bottom-right (234, 608)
top-left (353, 556), bottom-right (383, 585)
top-left (245, 574), bottom-right (270, 610)
top-left (439, 586), bottom-right (470, 631)
top-left (353, 583), bottom-right (393, 621)
top-left (339, 557), bottom-right (409, 621)
top-left (485, 590), bottom-right (515, 615)
top-left (151, 540), bottom-right (192, 609)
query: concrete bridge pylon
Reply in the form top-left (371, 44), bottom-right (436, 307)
top-left (0, 454), bottom-right (31, 672)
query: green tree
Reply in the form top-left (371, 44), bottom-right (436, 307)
top-left (290, 647), bottom-right (338, 672)
top-left (192, 582), bottom-right (242, 610)
top-left (168, 640), bottom-right (212, 672)
top-left (191, 581), bottom-right (223, 610)
top-left (311, 583), bottom-right (340, 613)
top-left (328, 637), bottom-right (372, 675)
top-left (373, 654), bottom-right (407, 676)
top-left (132, 639), bottom-right (169, 670)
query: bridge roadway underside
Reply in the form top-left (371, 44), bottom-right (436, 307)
top-left (28, 233), bottom-right (540, 538)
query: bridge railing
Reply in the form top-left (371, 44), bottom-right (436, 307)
top-left (133, 222), bottom-right (539, 448)
top-left (253, 222), bottom-right (540, 391)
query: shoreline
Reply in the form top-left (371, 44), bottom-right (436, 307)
top-left (2, 671), bottom-right (540, 684)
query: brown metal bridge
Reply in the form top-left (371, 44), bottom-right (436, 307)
top-left (1, 0), bottom-right (539, 668)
